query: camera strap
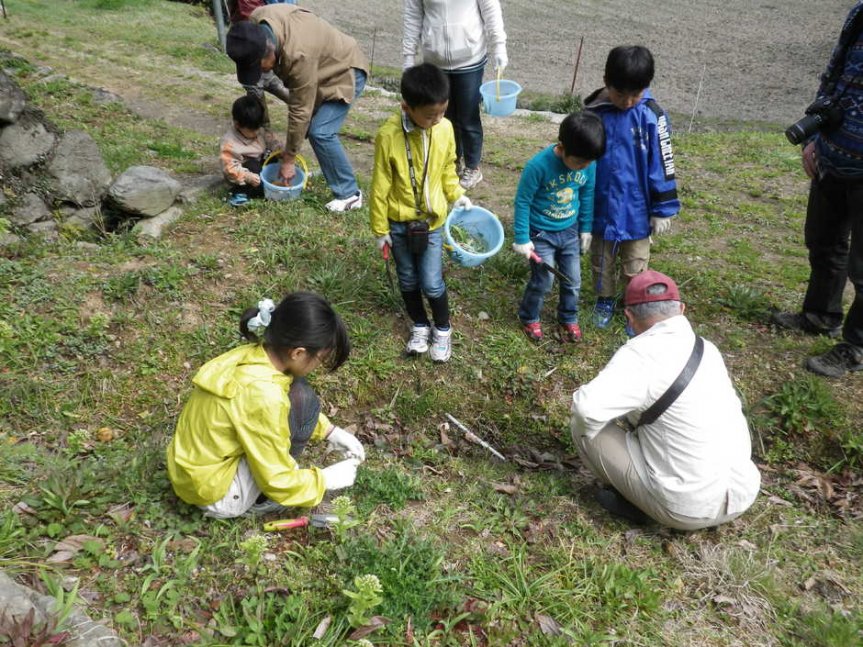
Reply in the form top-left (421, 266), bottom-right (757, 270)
top-left (402, 119), bottom-right (431, 219)
top-left (636, 335), bottom-right (704, 428)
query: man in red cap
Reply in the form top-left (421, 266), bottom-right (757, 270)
top-left (225, 4), bottom-right (369, 212)
top-left (571, 270), bottom-right (761, 530)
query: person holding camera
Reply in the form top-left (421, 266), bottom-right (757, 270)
top-left (571, 271), bottom-right (761, 529)
top-left (773, 2), bottom-right (863, 377)
top-left (370, 63), bottom-right (471, 363)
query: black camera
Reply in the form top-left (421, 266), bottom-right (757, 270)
top-left (785, 96), bottom-right (845, 145)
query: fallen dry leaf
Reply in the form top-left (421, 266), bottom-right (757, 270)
top-left (47, 535), bottom-right (103, 563)
top-left (107, 502), bottom-right (135, 524)
top-left (492, 482), bottom-right (518, 495)
top-left (312, 615), bottom-right (331, 639)
top-left (535, 613), bottom-right (563, 636)
top-left (347, 616), bottom-right (390, 641)
top-left (12, 501), bottom-right (37, 516)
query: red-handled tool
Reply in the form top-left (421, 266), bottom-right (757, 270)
top-left (529, 251), bottom-right (573, 286)
top-left (382, 243), bottom-right (390, 260)
top-left (263, 513), bottom-right (339, 532)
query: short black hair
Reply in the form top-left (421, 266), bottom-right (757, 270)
top-left (604, 46), bottom-right (655, 93)
top-left (401, 63), bottom-right (450, 108)
top-left (558, 111), bottom-right (606, 160)
top-left (240, 292), bottom-right (351, 372)
top-left (231, 95), bottom-right (266, 130)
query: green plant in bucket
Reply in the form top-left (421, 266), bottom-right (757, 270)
top-left (450, 224), bottom-right (489, 254)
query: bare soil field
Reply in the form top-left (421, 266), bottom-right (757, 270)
top-left (311, 0), bottom-right (850, 126)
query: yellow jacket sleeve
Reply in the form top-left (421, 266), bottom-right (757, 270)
top-left (370, 128), bottom-right (395, 236)
top-left (231, 380), bottom-right (326, 508)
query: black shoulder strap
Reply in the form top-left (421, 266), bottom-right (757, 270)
top-left (637, 336), bottom-right (704, 427)
top-left (644, 98), bottom-right (664, 119)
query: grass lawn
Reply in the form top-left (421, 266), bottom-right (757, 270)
top-left (0, 1), bottom-right (862, 645)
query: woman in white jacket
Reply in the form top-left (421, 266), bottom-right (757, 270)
top-left (403, 0), bottom-right (508, 190)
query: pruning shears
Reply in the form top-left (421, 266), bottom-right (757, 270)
top-left (529, 251), bottom-right (574, 286)
top-left (263, 513), bottom-right (339, 532)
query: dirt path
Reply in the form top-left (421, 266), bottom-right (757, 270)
top-left (311, 0), bottom-right (849, 125)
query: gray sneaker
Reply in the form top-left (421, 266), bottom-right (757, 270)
top-left (429, 327), bottom-right (452, 363)
top-left (406, 324), bottom-right (431, 355)
top-left (244, 499), bottom-right (290, 516)
top-left (771, 311), bottom-right (841, 338)
top-left (806, 342), bottom-right (863, 378)
top-left (459, 167), bottom-right (483, 190)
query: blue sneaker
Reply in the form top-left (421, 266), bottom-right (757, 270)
top-left (593, 297), bottom-right (615, 329)
top-left (228, 193), bottom-right (249, 207)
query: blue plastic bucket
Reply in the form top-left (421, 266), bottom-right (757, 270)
top-left (444, 205), bottom-right (505, 267)
top-left (480, 79), bottom-right (522, 117)
top-left (261, 162), bottom-right (306, 201)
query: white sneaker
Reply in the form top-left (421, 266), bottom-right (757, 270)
top-left (406, 324), bottom-right (431, 355)
top-left (325, 191), bottom-right (363, 213)
top-left (429, 327), bottom-right (452, 363)
top-left (459, 167), bottom-right (483, 190)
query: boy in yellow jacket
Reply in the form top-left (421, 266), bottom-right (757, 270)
top-left (370, 63), bottom-right (471, 363)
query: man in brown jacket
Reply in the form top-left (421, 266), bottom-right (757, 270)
top-left (226, 5), bottom-right (369, 212)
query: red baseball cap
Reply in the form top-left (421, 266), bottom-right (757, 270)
top-left (624, 270), bottom-right (680, 306)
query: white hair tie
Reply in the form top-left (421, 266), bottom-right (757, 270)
top-left (246, 298), bottom-right (276, 336)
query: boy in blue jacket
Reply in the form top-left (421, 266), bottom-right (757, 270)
top-left (585, 45), bottom-right (680, 329)
top-left (511, 112), bottom-right (606, 342)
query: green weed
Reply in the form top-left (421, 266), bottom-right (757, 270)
top-left (340, 524), bottom-right (460, 633)
top-left (343, 573), bottom-right (384, 628)
top-left (353, 467), bottom-right (425, 515)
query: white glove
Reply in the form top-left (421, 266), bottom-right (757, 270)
top-left (376, 234), bottom-right (392, 251)
top-left (579, 232), bottom-right (592, 252)
top-left (512, 241), bottom-right (535, 259)
top-left (403, 54), bottom-right (416, 70)
top-left (494, 46), bottom-right (509, 71)
top-left (327, 426), bottom-right (366, 462)
top-left (321, 458), bottom-right (360, 491)
top-left (453, 196), bottom-right (473, 211)
top-left (650, 216), bottom-right (673, 236)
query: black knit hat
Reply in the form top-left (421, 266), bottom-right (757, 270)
top-left (226, 21), bottom-right (267, 85)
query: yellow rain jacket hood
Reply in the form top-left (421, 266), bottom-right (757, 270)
top-left (166, 344), bottom-right (330, 508)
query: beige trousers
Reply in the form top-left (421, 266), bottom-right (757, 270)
top-left (572, 421), bottom-right (744, 531)
top-left (590, 237), bottom-right (651, 298)
top-left (200, 458), bottom-right (261, 519)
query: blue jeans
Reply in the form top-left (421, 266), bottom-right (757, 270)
top-left (390, 221), bottom-right (446, 298)
top-left (445, 66), bottom-right (484, 169)
top-left (308, 68), bottom-right (366, 199)
top-left (518, 227), bottom-right (582, 325)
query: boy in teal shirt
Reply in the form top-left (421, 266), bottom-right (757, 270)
top-left (512, 111), bottom-right (606, 342)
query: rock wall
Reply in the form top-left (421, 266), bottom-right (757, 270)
top-left (0, 65), bottom-right (195, 243)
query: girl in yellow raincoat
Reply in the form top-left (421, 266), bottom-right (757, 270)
top-left (167, 292), bottom-right (365, 519)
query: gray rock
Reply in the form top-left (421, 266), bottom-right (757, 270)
top-left (26, 220), bottom-right (59, 240)
top-left (133, 205), bottom-right (183, 239)
top-left (91, 87), bottom-right (123, 104)
top-left (45, 131), bottom-right (112, 207)
top-left (10, 192), bottom-right (51, 226)
top-left (59, 203), bottom-right (102, 230)
top-left (108, 165), bottom-right (181, 216)
top-left (0, 70), bottom-right (26, 124)
top-left (0, 570), bottom-right (123, 647)
top-left (0, 112), bottom-right (56, 169)
top-left (177, 173), bottom-right (224, 204)
top-left (0, 232), bottom-right (22, 246)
